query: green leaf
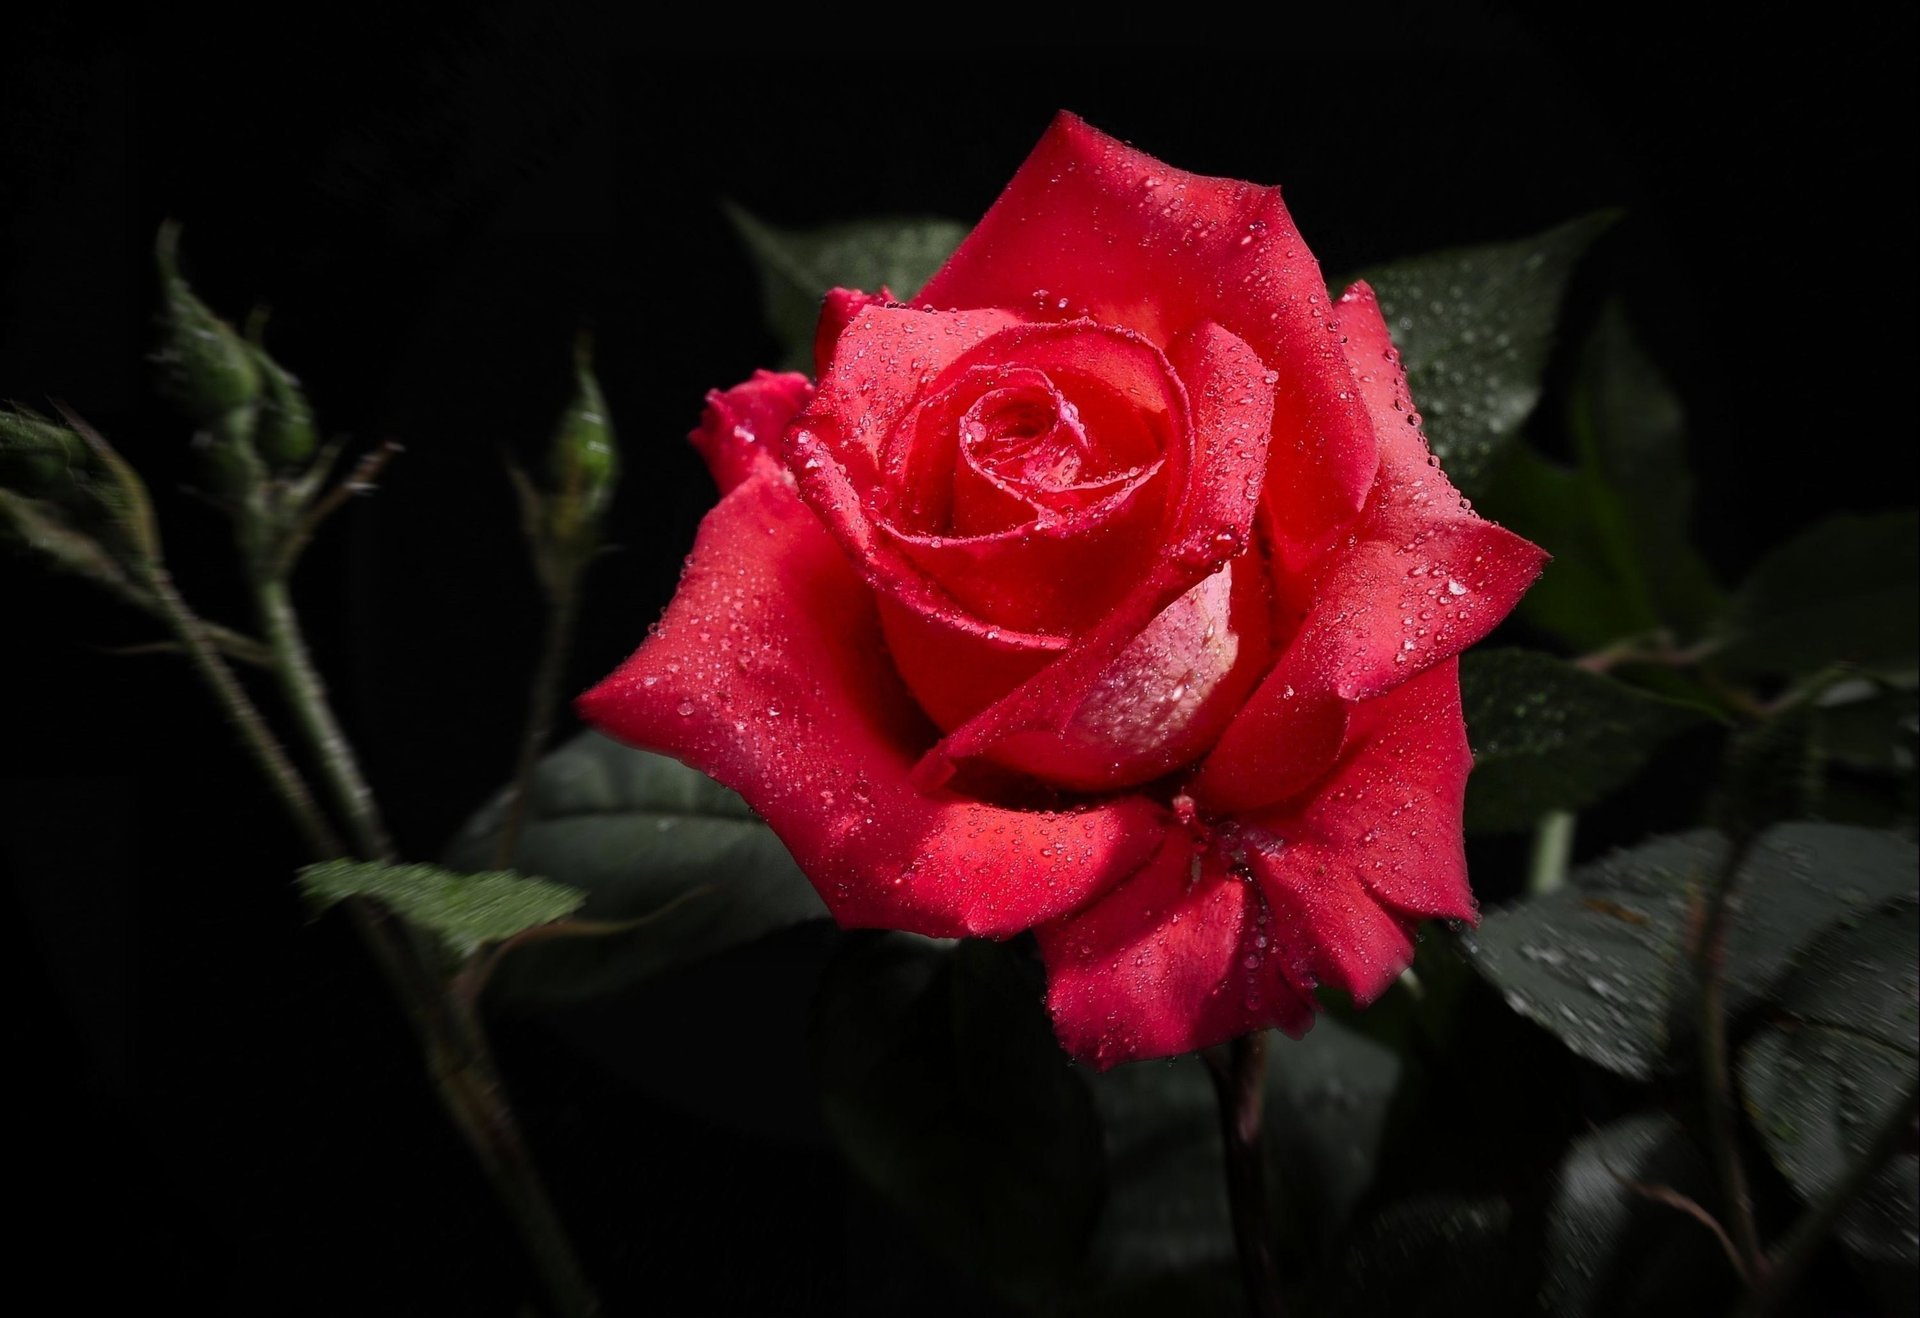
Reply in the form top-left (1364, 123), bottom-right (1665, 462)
top-left (1079, 1016), bottom-right (1400, 1299)
top-left (1817, 679), bottom-right (1920, 776)
top-left (1461, 649), bottom-right (1711, 834)
top-left (443, 732), bottom-right (825, 1005)
top-left (296, 860), bottom-right (584, 961)
top-left (810, 935), bottom-right (1105, 1301)
top-left (1741, 899), bottom-right (1919, 1266)
top-left (1484, 304), bottom-right (1723, 650)
top-left (724, 205), bottom-right (967, 370)
top-left (1543, 1113), bottom-right (1729, 1318)
top-left (1718, 510), bottom-right (1920, 682)
top-left (1460, 824), bottom-right (1919, 1079)
top-left (1357, 212), bottom-right (1615, 498)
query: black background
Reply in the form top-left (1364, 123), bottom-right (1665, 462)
top-left (4, 8), bottom-right (1912, 1315)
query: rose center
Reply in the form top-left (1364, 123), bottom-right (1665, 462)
top-left (960, 384), bottom-right (1093, 493)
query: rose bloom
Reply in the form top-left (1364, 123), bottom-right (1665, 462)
top-left (581, 114), bottom-right (1544, 1067)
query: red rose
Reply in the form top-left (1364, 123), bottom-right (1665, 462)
top-left (581, 113), bottom-right (1545, 1067)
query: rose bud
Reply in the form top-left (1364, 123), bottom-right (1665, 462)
top-left (581, 114), bottom-right (1546, 1068)
top-left (152, 221), bottom-right (261, 429)
top-left (543, 338), bottom-right (619, 552)
top-left (247, 344), bottom-right (319, 472)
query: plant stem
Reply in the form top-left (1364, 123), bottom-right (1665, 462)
top-left (436, 991), bottom-right (600, 1317)
top-left (1204, 1032), bottom-right (1286, 1318)
top-left (253, 574), bottom-right (395, 860)
top-left (1694, 834), bottom-right (1768, 1283)
top-left (493, 583), bottom-right (579, 869)
top-left (1528, 810), bottom-right (1576, 896)
top-left (145, 566), bottom-right (346, 858)
top-left (1737, 1077), bottom-right (1919, 1318)
top-left (249, 569), bottom-right (598, 1315)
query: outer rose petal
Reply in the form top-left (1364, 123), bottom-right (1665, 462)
top-left (1190, 283), bottom-right (1547, 811)
top-left (918, 111), bottom-right (1376, 568)
top-left (1294, 282), bottom-right (1546, 701)
top-left (576, 468), bottom-right (1171, 938)
top-left (1037, 832), bottom-right (1317, 1069)
top-left (1038, 659), bottom-right (1472, 1068)
top-left (688, 370), bottom-right (814, 493)
top-left (1244, 658), bottom-right (1477, 996)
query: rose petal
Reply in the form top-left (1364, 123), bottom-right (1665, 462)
top-left (1189, 286), bottom-right (1546, 810)
top-left (1297, 282), bottom-right (1546, 701)
top-left (876, 323), bottom-right (1183, 635)
top-left (910, 319), bottom-right (1273, 788)
top-left (918, 111), bottom-right (1377, 566)
top-left (1241, 658), bottom-right (1476, 1002)
top-left (813, 287), bottom-right (893, 379)
top-left (688, 371), bottom-right (815, 493)
top-left (1035, 831), bottom-right (1317, 1069)
top-left (576, 469), bottom-right (1170, 938)
top-left (1037, 659), bottom-right (1473, 1068)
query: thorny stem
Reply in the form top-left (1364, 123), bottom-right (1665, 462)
top-left (1737, 1078), bottom-right (1920, 1318)
top-left (253, 574), bottom-right (395, 861)
top-left (1204, 1032), bottom-right (1286, 1318)
top-left (1694, 833), bottom-right (1768, 1284)
top-left (248, 568), bottom-right (598, 1317)
top-left (493, 583), bottom-right (580, 870)
top-left (144, 566), bottom-right (345, 858)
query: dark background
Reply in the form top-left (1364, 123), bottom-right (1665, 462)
top-left (3, 8), bottom-right (1911, 1315)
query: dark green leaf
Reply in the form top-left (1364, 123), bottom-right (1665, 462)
top-left (1080, 1017), bottom-right (1400, 1297)
top-left (811, 935), bottom-right (1105, 1300)
top-left (296, 860), bottom-right (584, 960)
top-left (1484, 304), bottom-right (1723, 650)
top-left (1742, 899), bottom-right (1918, 1266)
top-left (1358, 212), bottom-right (1614, 498)
top-left (1328, 1194), bottom-right (1523, 1318)
top-left (1543, 1113), bottom-right (1728, 1318)
top-left (724, 205), bottom-right (967, 369)
top-left (1817, 679), bottom-right (1920, 776)
top-left (443, 732), bottom-right (825, 1005)
top-left (1461, 824), bottom-right (1919, 1078)
top-left (1719, 510), bottom-right (1919, 682)
top-left (1462, 649), bottom-right (1710, 834)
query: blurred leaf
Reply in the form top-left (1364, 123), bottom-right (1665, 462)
top-left (1741, 898), bottom-right (1919, 1266)
top-left (1461, 649), bottom-right (1711, 834)
top-left (1717, 510), bottom-right (1920, 682)
top-left (811, 935), bottom-right (1104, 1301)
top-left (443, 732), bottom-right (825, 1005)
top-left (1543, 1113), bottom-right (1729, 1318)
top-left (1460, 824), bottom-right (1919, 1079)
top-left (1817, 679), bottom-right (1920, 776)
top-left (1326, 1194), bottom-right (1523, 1318)
top-left (1080, 1016), bottom-right (1400, 1300)
top-left (297, 860), bottom-right (583, 961)
top-left (1359, 212), bottom-right (1614, 498)
top-left (1485, 304), bottom-right (1723, 650)
top-left (725, 205), bottom-right (967, 369)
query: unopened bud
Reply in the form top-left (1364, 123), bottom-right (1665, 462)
top-left (545, 338), bottom-right (619, 546)
top-left (249, 345), bottom-right (319, 470)
top-left (152, 222), bottom-right (260, 427)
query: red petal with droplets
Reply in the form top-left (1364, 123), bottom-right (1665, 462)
top-left (687, 371), bottom-right (814, 493)
top-left (910, 320), bottom-right (1273, 788)
top-left (1189, 284), bottom-right (1546, 812)
top-left (918, 111), bottom-right (1376, 568)
top-left (1037, 659), bottom-right (1472, 1068)
top-left (1035, 832), bottom-right (1317, 1069)
top-left (576, 469), bottom-right (1171, 938)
